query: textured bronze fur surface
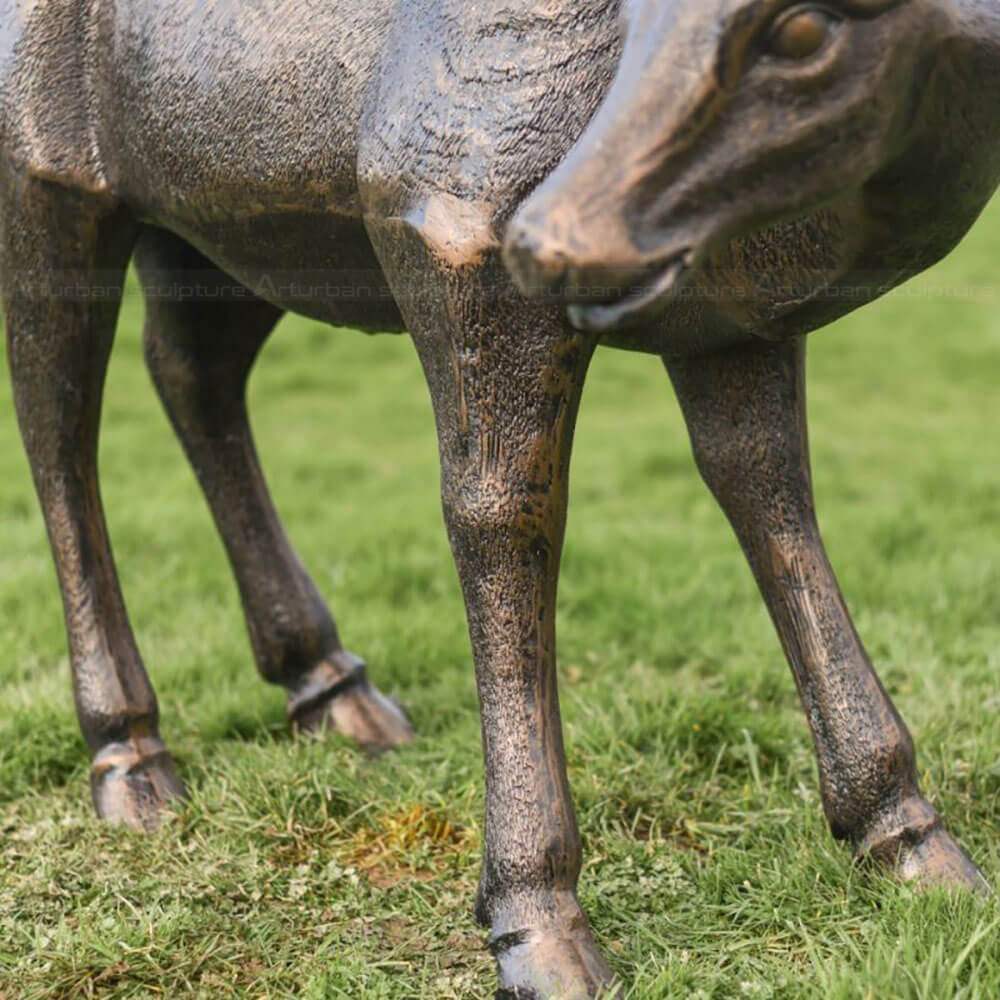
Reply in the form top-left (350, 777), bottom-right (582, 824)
top-left (2, 1), bottom-right (999, 996)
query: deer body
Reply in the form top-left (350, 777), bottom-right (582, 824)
top-left (2, 1), bottom-right (999, 997)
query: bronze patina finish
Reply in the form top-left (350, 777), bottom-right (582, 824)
top-left (2, 1), bottom-right (998, 996)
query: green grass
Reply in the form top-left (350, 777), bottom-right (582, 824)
top-left (1, 200), bottom-right (999, 999)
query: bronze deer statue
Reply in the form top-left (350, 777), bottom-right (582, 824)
top-left (2, 0), bottom-right (998, 996)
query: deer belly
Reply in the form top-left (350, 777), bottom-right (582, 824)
top-left (145, 213), bottom-right (405, 334)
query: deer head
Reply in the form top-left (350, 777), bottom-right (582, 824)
top-left (504, 0), bottom-right (1000, 335)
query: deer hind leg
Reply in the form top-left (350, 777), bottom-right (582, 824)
top-left (667, 336), bottom-right (986, 890)
top-left (0, 177), bottom-right (184, 828)
top-left (134, 228), bottom-right (412, 751)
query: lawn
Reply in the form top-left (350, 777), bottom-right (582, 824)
top-left (0, 200), bottom-right (999, 999)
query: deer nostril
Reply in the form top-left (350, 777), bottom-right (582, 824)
top-left (503, 220), bottom-right (571, 300)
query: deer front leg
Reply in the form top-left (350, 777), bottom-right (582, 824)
top-left (368, 209), bottom-right (618, 998)
top-left (433, 329), bottom-right (617, 999)
top-left (667, 337), bottom-right (986, 890)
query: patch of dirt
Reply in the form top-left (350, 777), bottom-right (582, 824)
top-left (345, 804), bottom-right (478, 886)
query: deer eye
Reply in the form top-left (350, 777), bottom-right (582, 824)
top-left (765, 6), bottom-right (841, 61)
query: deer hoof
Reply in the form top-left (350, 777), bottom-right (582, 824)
top-left (288, 652), bottom-right (414, 752)
top-left (90, 737), bottom-right (186, 831)
top-left (857, 796), bottom-right (990, 893)
top-left (892, 826), bottom-right (990, 892)
top-left (489, 901), bottom-right (621, 1000)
